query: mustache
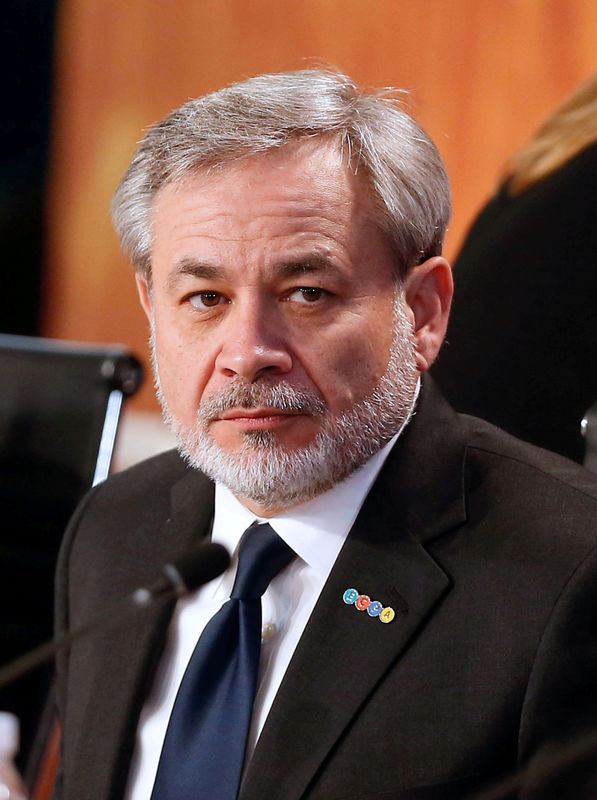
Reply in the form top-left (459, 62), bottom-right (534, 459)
top-left (198, 381), bottom-right (327, 421)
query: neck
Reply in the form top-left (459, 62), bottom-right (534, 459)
top-left (234, 495), bottom-right (308, 519)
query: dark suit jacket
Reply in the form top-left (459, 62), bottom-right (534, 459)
top-left (53, 379), bottom-right (597, 799)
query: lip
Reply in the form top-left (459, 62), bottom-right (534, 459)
top-left (216, 407), bottom-right (305, 430)
top-left (219, 407), bottom-right (300, 420)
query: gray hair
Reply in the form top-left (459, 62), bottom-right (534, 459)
top-left (111, 69), bottom-right (451, 280)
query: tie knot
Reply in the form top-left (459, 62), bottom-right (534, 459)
top-left (231, 523), bottom-right (294, 600)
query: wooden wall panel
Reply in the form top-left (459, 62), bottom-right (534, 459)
top-left (42, 0), bottom-right (597, 409)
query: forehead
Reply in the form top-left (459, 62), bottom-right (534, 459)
top-left (150, 140), bottom-right (382, 258)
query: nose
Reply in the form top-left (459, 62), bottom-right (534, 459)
top-left (214, 301), bottom-right (292, 382)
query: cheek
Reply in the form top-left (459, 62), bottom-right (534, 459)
top-left (304, 320), bottom-right (395, 409)
top-left (152, 328), bottom-right (212, 422)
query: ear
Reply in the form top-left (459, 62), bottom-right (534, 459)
top-left (403, 256), bottom-right (453, 372)
top-left (135, 272), bottom-right (153, 322)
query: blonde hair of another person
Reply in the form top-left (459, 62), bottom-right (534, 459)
top-left (508, 71), bottom-right (597, 195)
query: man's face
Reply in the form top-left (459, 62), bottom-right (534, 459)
top-left (139, 140), bottom-right (420, 514)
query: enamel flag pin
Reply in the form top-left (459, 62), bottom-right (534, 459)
top-left (343, 588), bottom-right (395, 623)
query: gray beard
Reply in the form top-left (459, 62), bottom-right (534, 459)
top-left (151, 296), bottom-right (418, 511)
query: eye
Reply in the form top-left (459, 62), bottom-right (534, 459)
top-left (288, 287), bottom-right (327, 304)
top-left (187, 291), bottom-right (227, 308)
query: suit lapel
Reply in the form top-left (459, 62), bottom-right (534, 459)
top-left (67, 466), bottom-right (216, 800)
top-left (71, 591), bottom-right (178, 800)
top-left (241, 378), bottom-right (468, 800)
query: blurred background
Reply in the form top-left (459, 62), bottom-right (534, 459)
top-left (4, 0), bottom-right (597, 451)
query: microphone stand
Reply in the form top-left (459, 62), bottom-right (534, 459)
top-left (0, 542), bottom-right (230, 691)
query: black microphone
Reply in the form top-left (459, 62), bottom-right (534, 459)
top-left (131, 543), bottom-right (230, 607)
top-left (0, 542), bottom-right (230, 690)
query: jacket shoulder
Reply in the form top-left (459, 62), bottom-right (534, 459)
top-left (62, 448), bottom-right (211, 568)
top-left (92, 448), bottom-right (193, 502)
top-left (462, 414), bottom-right (597, 550)
top-left (465, 413), bottom-right (597, 494)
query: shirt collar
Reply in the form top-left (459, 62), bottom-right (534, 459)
top-left (213, 432), bottom-right (398, 580)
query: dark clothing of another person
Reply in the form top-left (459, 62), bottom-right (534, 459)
top-left (431, 141), bottom-right (597, 463)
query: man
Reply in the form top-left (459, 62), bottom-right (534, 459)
top-left (54, 70), bottom-right (597, 800)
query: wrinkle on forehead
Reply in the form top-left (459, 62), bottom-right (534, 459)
top-left (149, 136), bottom-right (396, 290)
top-left (151, 137), bottom-right (369, 228)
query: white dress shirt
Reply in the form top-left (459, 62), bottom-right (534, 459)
top-left (125, 432), bottom-right (402, 800)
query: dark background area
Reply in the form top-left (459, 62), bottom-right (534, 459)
top-left (1, 0), bottom-right (57, 769)
top-left (1, 0), bottom-right (56, 336)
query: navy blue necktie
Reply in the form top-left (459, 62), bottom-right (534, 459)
top-left (151, 522), bottom-right (294, 800)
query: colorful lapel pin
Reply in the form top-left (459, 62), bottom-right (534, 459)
top-left (343, 588), bottom-right (395, 623)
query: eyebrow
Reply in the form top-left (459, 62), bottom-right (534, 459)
top-left (165, 259), bottom-right (224, 291)
top-left (274, 254), bottom-right (344, 280)
top-left (165, 253), bottom-right (345, 290)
